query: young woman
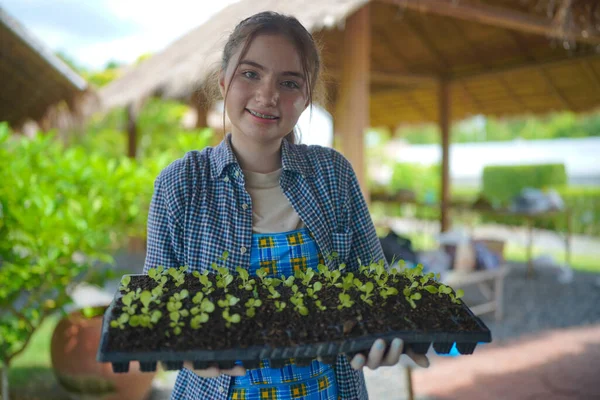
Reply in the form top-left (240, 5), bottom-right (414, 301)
top-left (144, 11), bottom-right (428, 400)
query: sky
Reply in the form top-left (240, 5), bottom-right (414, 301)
top-left (2, 0), bottom-right (334, 146)
top-left (2, 0), bottom-right (241, 70)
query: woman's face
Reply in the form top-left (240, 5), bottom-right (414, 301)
top-left (220, 33), bottom-right (309, 146)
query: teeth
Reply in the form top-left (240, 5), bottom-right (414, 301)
top-left (249, 109), bottom-right (277, 119)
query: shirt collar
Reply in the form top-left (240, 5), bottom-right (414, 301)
top-left (210, 133), bottom-right (314, 179)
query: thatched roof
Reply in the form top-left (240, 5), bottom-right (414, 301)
top-left (0, 7), bottom-right (91, 129)
top-left (99, 0), bottom-right (600, 126)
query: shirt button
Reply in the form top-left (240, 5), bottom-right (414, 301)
top-left (234, 171), bottom-right (240, 177)
top-left (240, 246), bottom-right (247, 254)
top-left (223, 176), bottom-right (230, 182)
top-left (242, 203), bottom-right (248, 210)
top-left (219, 386), bottom-right (224, 393)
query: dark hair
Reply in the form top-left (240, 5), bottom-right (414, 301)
top-left (210, 11), bottom-right (323, 144)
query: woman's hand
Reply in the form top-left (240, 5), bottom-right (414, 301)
top-left (183, 361), bottom-right (246, 378)
top-left (350, 338), bottom-right (429, 370)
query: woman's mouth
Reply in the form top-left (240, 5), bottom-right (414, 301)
top-left (246, 109), bottom-right (279, 121)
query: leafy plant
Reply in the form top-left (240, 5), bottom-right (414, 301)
top-left (168, 266), bottom-right (188, 287)
top-left (357, 281), bottom-right (375, 305)
top-left (337, 292), bottom-right (355, 310)
top-left (244, 298), bottom-right (262, 318)
top-left (121, 292), bottom-right (138, 315)
top-left (236, 267), bottom-right (256, 291)
top-left (166, 290), bottom-right (189, 336)
top-left (148, 266), bottom-right (168, 285)
top-left (119, 276), bottom-right (131, 293)
top-left (190, 292), bottom-right (215, 329)
top-left (192, 270), bottom-right (214, 295)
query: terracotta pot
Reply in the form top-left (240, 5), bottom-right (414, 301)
top-left (51, 306), bottom-right (155, 400)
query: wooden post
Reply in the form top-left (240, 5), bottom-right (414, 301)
top-left (334, 5), bottom-right (371, 202)
top-left (195, 104), bottom-right (208, 129)
top-left (192, 91), bottom-right (208, 129)
top-left (439, 79), bottom-right (451, 232)
top-left (126, 103), bottom-right (138, 159)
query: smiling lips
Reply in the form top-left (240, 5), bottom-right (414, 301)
top-left (246, 108), bottom-right (279, 122)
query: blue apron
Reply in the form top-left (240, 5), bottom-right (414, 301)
top-left (228, 228), bottom-right (338, 400)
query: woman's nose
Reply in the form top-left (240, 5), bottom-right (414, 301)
top-left (256, 81), bottom-right (279, 106)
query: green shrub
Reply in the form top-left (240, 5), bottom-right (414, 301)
top-left (389, 162), bottom-right (440, 202)
top-left (482, 163), bottom-right (567, 205)
top-left (543, 186), bottom-right (599, 236)
top-left (0, 123), bottom-right (155, 370)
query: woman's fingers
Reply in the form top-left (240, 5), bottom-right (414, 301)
top-left (350, 353), bottom-right (367, 370)
top-left (382, 338), bottom-right (404, 366)
top-left (366, 339), bottom-right (386, 369)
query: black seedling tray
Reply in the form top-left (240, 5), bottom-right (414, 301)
top-left (97, 289), bottom-right (491, 373)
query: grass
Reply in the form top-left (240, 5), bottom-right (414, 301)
top-left (8, 314), bottom-right (59, 383)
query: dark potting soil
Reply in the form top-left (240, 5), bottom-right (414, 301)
top-left (105, 274), bottom-right (482, 353)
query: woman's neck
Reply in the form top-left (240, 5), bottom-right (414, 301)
top-left (229, 134), bottom-right (283, 173)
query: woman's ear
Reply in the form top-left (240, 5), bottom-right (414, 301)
top-left (218, 71), bottom-right (226, 98)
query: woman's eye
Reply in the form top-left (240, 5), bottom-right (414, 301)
top-left (242, 71), bottom-right (258, 79)
top-left (282, 81), bottom-right (300, 89)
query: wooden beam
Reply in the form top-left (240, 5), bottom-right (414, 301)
top-left (329, 69), bottom-right (437, 86)
top-left (439, 79), bottom-right (451, 233)
top-left (334, 5), bottom-right (371, 202)
top-left (379, 0), bottom-right (600, 45)
top-left (453, 52), bottom-right (600, 84)
top-left (371, 70), bottom-right (437, 86)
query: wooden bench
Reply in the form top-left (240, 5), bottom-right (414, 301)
top-left (442, 265), bottom-right (509, 321)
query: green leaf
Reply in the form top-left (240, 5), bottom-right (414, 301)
top-left (140, 291), bottom-right (152, 308)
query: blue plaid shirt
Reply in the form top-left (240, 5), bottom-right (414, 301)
top-left (143, 134), bottom-right (385, 399)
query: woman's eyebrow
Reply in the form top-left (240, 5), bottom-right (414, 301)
top-left (240, 59), bottom-right (305, 80)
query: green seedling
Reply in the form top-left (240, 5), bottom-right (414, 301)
top-left (192, 270), bottom-right (214, 295)
top-left (110, 313), bottom-right (129, 329)
top-left (222, 309), bottom-right (241, 328)
top-left (119, 276), bottom-right (131, 293)
top-left (337, 292), bottom-right (355, 310)
top-left (357, 281), bottom-right (375, 305)
top-left (306, 281), bottom-right (322, 299)
top-left (148, 266), bottom-right (168, 285)
top-left (335, 272), bottom-right (355, 292)
top-left (122, 291), bottom-right (137, 315)
top-left (236, 267), bottom-right (256, 291)
top-left (244, 298), bottom-right (262, 317)
top-left (274, 300), bottom-right (287, 312)
top-left (168, 266), bottom-right (187, 287)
